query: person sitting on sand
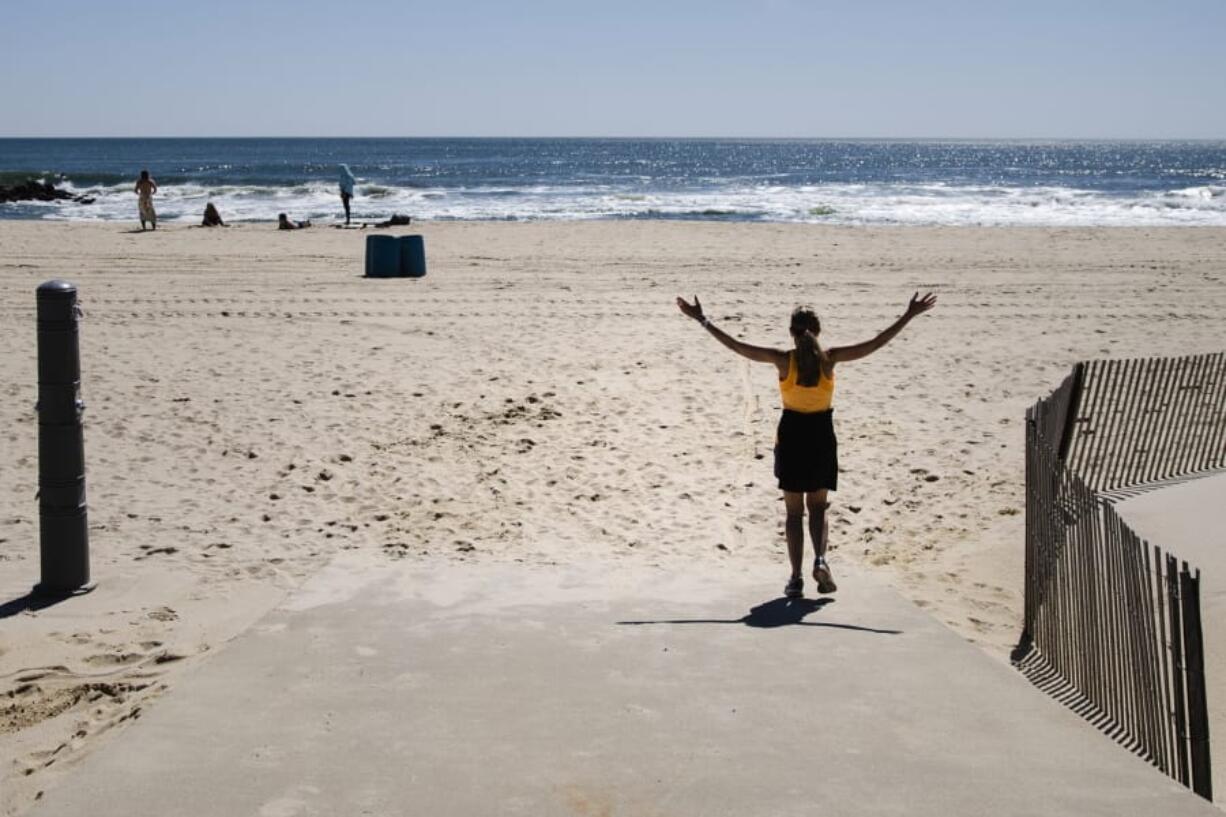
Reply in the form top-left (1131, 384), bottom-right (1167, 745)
top-left (134, 170), bottom-right (158, 231)
top-left (201, 202), bottom-right (226, 227)
top-left (278, 213), bottom-right (311, 230)
top-left (675, 291), bottom-right (937, 599)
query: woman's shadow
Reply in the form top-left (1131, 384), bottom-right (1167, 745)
top-left (618, 597), bottom-right (901, 635)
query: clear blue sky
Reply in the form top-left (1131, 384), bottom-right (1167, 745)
top-left (3, 0), bottom-right (1223, 138)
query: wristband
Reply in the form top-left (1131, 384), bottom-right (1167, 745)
top-left (701, 317), bottom-right (711, 329)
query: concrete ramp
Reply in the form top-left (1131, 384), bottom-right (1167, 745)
top-left (1116, 471), bottom-right (1226, 794)
top-left (27, 556), bottom-right (1216, 816)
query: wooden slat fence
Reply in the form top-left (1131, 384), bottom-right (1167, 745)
top-left (1063, 354), bottom-right (1226, 494)
top-left (1021, 354), bottom-right (1220, 801)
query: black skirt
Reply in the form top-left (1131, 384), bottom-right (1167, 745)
top-left (774, 408), bottom-right (838, 493)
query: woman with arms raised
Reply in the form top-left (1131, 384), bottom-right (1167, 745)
top-left (675, 292), bottom-right (937, 598)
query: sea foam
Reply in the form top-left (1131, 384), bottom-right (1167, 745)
top-left (4, 138), bottom-right (1225, 226)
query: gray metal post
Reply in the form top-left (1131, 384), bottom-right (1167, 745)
top-left (34, 280), bottom-right (93, 595)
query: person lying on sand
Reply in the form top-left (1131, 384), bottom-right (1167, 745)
top-left (339, 214), bottom-right (412, 229)
top-left (278, 213), bottom-right (311, 230)
top-left (676, 291), bottom-right (937, 599)
top-left (201, 202), bottom-right (226, 227)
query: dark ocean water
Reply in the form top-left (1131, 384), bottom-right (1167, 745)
top-left (1, 138), bottom-right (1224, 225)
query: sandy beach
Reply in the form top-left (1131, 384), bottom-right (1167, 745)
top-left (2, 220), bottom-right (1225, 813)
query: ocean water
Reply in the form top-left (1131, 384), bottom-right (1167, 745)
top-left (1, 138), bottom-right (1224, 226)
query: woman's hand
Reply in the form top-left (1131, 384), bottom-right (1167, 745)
top-left (676, 295), bottom-right (705, 322)
top-left (676, 295), bottom-right (783, 365)
top-left (821, 291), bottom-right (938, 365)
top-left (905, 292), bottom-right (937, 319)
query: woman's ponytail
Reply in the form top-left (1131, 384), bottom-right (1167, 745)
top-left (790, 307), bottom-right (825, 387)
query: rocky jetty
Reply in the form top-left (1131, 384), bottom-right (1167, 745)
top-left (0, 179), bottom-right (95, 205)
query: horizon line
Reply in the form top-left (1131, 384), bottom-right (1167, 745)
top-left (2, 135), bottom-right (1225, 142)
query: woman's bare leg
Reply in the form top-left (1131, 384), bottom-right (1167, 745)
top-left (783, 491), bottom-right (805, 579)
top-left (807, 490), bottom-right (837, 593)
top-left (806, 490), bottom-right (829, 558)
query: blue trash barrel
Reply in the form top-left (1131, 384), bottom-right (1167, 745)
top-left (399, 235), bottom-right (427, 278)
top-left (365, 235), bottom-right (400, 278)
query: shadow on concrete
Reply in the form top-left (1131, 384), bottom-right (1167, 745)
top-left (1011, 641), bottom-right (1155, 765)
top-left (618, 596), bottom-right (902, 635)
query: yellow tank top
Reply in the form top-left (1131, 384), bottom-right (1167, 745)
top-left (779, 351), bottom-right (834, 413)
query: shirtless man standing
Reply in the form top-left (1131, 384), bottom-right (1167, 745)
top-left (134, 170), bottom-right (158, 231)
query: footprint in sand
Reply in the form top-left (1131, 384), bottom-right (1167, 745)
top-left (135, 545), bottom-right (179, 560)
top-left (83, 652), bottom-right (144, 668)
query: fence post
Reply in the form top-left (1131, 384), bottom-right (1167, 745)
top-left (34, 280), bottom-right (93, 596)
top-left (1181, 567), bottom-right (1213, 800)
top-left (1057, 361), bottom-right (1085, 463)
top-left (1167, 554), bottom-right (1191, 787)
top-left (1020, 411), bottom-right (1036, 651)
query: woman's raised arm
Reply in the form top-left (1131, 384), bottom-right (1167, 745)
top-left (676, 296), bottom-right (786, 366)
top-left (827, 292), bottom-right (937, 364)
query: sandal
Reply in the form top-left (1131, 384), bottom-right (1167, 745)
top-left (784, 576), bottom-right (804, 599)
top-left (813, 558), bottom-right (838, 594)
